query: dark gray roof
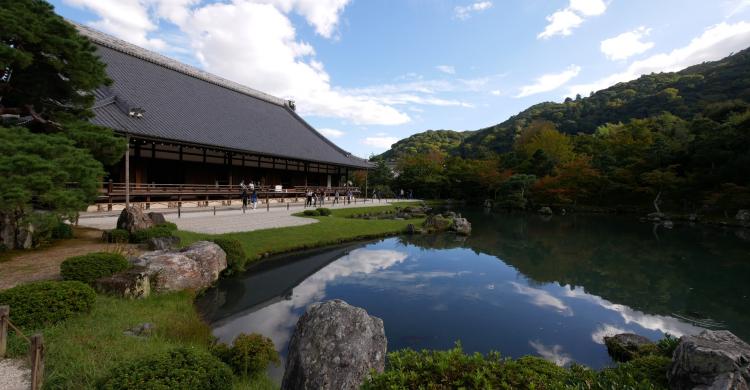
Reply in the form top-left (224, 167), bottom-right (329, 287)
top-left (76, 24), bottom-right (371, 169)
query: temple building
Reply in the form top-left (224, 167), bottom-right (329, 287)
top-left (74, 24), bottom-right (370, 206)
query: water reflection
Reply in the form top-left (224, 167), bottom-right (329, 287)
top-left (196, 212), bottom-right (750, 382)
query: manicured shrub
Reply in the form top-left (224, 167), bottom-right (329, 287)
top-left (130, 226), bottom-right (173, 243)
top-left (156, 221), bottom-right (178, 231)
top-left (99, 347), bottom-right (232, 390)
top-left (657, 333), bottom-right (679, 357)
top-left (61, 252), bottom-right (130, 285)
top-left (212, 238), bottom-right (247, 274)
top-left (103, 229), bottom-right (130, 244)
top-left (211, 333), bottom-right (279, 377)
top-left (52, 222), bottom-right (74, 239)
top-left (0, 281), bottom-right (96, 329)
top-left (316, 207), bottom-right (331, 216)
top-left (303, 210), bottom-right (320, 216)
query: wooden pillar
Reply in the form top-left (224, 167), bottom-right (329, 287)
top-left (125, 134), bottom-right (130, 208)
top-left (0, 305), bottom-right (8, 358)
top-left (30, 333), bottom-right (44, 390)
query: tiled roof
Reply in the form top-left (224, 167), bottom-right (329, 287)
top-left (75, 23), bottom-right (371, 169)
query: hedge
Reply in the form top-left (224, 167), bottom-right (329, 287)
top-left (103, 229), bottom-right (130, 244)
top-left (211, 333), bottom-right (279, 378)
top-left (130, 226), bottom-right (174, 243)
top-left (60, 252), bottom-right (130, 285)
top-left (212, 238), bottom-right (247, 274)
top-left (316, 208), bottom-right (331, 216)
top-left (99, 347), bottom-right (233, 390)
top-left (0, 281), bottom-right (96, 329)
top-left (302, 210), bottom-right (320, 216)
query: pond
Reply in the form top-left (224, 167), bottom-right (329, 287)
top-left (195, 210), bottom-right (750, 381)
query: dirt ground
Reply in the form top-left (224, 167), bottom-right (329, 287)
top-left (0, 228), bottom-right (141, 290)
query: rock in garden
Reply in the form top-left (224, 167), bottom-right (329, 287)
top-left (147, 236), bottom-right (181, 250)
top-left (668, 330), bottom-right (750, 390)
top-left (94, 266), bottom-right (151, 299)
top-left (132, 241), bottom-right (227, 292)
top-left (452, 217), bottom-right (472, 235)
top-left (538, 206), bottom-right (553, 215)
top-left (604, 333), bottom-right (654, 362)
top-left (124, 322), bottom-right (155, 338)
top-left (147, 212), bottom-right (167, 225)
top-left (282, 299), bottom-right (387, 390)
top-left (116, 206), bottom-right (154, 233)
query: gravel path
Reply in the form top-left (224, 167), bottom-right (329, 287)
top-left (78, 200), bottom-right (403, 234)
top-left (0, 359), bottom-right (30, 390)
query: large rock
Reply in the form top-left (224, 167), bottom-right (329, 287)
top-left (117, 206), bottom-right (154, 233)
top-left (147, 236), bottom-right (181, 250)
top-left (282, 300), bottom-right (386, 390)
top-left (94, 266), bottom-right (150, 299)
top-left (668, 330), bottom-right (750, 390)
top-left (132, 241), bottom-right (227, 292)
top-left (147, 212), bottom-right (166, 225)
top-left (604, 333), bottom-right (654, 362)
top-left (452, 217), bottom-right (472, 236)
top-left (538, 206), bottom-right (553, 216)
top-left (736, 210), bottom-right (750, 224)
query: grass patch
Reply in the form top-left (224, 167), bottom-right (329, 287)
top-left (6, 292), bottom-right (274, 389)
top-left (176, 203), bottom-right (425, 264)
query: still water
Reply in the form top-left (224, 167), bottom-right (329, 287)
top-left (196, 211), bottom-right (750, 380)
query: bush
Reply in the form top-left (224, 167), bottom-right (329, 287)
top-left (103, 229), bottom-right (130, 244)
top-left (302, 210), bottom-right (320, 216)
top-left (52, 222), bottom-right (74, 239)
top-left (211, 333), bottom-right (280, 377)
top-left (0, 281), bottom-right (96, 329)
top-left (156, 221), bottom-right (178, 231)
top-left (212, 238), bottom-right (247, 274)
top-left (657, 333), bottom-right (679, 357)
top-left (316, 208), bottom-right (331, 216)
top-left (130, 226), bottom-right (174, 243)
top-left (61, 252), bottom-right (130, 285)
top-left (99, 347), bottom-right (232, 390)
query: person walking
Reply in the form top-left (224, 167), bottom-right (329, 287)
top-left (251, 189), bottom-right (258, 210)
top-left (240, 180), bottom-right (249, 213)
top-left (305, 188), bottom-right (312, 207)
top-left (333, 190), bottom-right (340, 205)
top-left (400, 188), bottom-right (404, 199)
top-left (347, 189), bottom-right (352, 204)
top-left (319, 189), bottom-right (325, 206)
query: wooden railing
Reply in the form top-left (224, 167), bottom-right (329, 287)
top-left (1, 305), bottom-right (45, 390)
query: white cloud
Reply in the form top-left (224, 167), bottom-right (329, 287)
top-left (601, 26), bottom-right (655, 61)
top-left (568, 21), bottom-right (750, 97)
top-left (318, 128), bottom-right (345, 138)
top-left (363, 136), bottom-right (399, 149)
top-left (490, 90), bottom-right (502, 96)
top-left (253, 0), bottom-right (351, 38)
top-left (436, 65), bottom-right (456, 74)
top-left (725, 0), bottom-right (750, 17)
top-left (538, 0), bottom-right (606, 39)
top-left (517, 65), bottom-right (581, 98)
top-left (455, 1), bottom-right (493, 20)
top-left (590, 324), bottom-right (630, 344)
top-left (529, 340), bottom-right (572, 366)
top-left (510, 282), bottom-right (573, 316)
top-left (63, 0), bottom-right (168, 49)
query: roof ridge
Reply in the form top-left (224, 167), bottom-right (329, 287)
top-left (282, 106), bottom-right (370, 164)
top-left (72, 22), bottom-right (288, 107)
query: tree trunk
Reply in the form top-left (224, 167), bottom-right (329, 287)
top-left (653, 191), bottom-right (662, 214)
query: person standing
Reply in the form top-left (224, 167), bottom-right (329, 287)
top-left (251, 189), bottom-right (258, 210)
top-left (305, 188), bottom-right (312, 207)
top-left (334, 190), bottom-right (340, 205)
top-left (400, 188), bottom-right (404, 199)
top-left (347, 189), bottom-right (352, 204)
top-left (240, 180), bottom-right (249, 213)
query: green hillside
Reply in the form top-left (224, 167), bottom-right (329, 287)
top-left (376, 129), bottom-right (473, 160)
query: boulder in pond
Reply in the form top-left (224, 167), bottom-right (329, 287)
top-left (736, 210), bottom-right (750, 224)
top-left (117, 206), bottom-right (154, 233)
top-left (132, 241), bottom-right (227, 292)
top-left (94, 266), bottom-right (151, 299)
top-left (604, 333), bottom-right (654, 362)
top-left (668, 330), bottom-right (750, 390)
top-left (281, 299), bottom-right (386, 390)
top-left (147, 212), bottom-right (166, 225)
top-left (422, 214), bottom-right (453, 232)
top-left (452, 217), bottom-right (472, 236)
top-left (147, 236), bottom-right (181, 250)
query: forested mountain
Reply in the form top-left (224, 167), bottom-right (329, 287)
top-left (376, 129), bottom-right (473, 160)
top-left (372, 47), bottom-right (750, 215)
top-left (460, 47), bottom-right (750, 157)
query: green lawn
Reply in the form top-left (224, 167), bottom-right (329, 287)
top-left (176, 203), bottom-right (425, 263)
top-left (6, 292), bottom-right (275, 390)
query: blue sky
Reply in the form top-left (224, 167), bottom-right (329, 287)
top-left (52, 0), bottom-right (750, 158)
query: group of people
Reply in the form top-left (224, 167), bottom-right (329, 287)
top-left (305, 188), bottom-right (355, 207)
top-left (240, 180), bottom-right (258, 212)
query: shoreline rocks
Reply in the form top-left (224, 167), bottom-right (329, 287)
top-left (132, 241), bottom-right (227, 292)
top-left (94, 266), bottom-right (151, 299)
top-left (604, 333), bottom-right (654, 362)
top-left (282, 300), bottom-right (386, 390)
top-left (668, 330), bottom-right (750, 390)
top-left (117, 206), bottom-right (154, 233)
